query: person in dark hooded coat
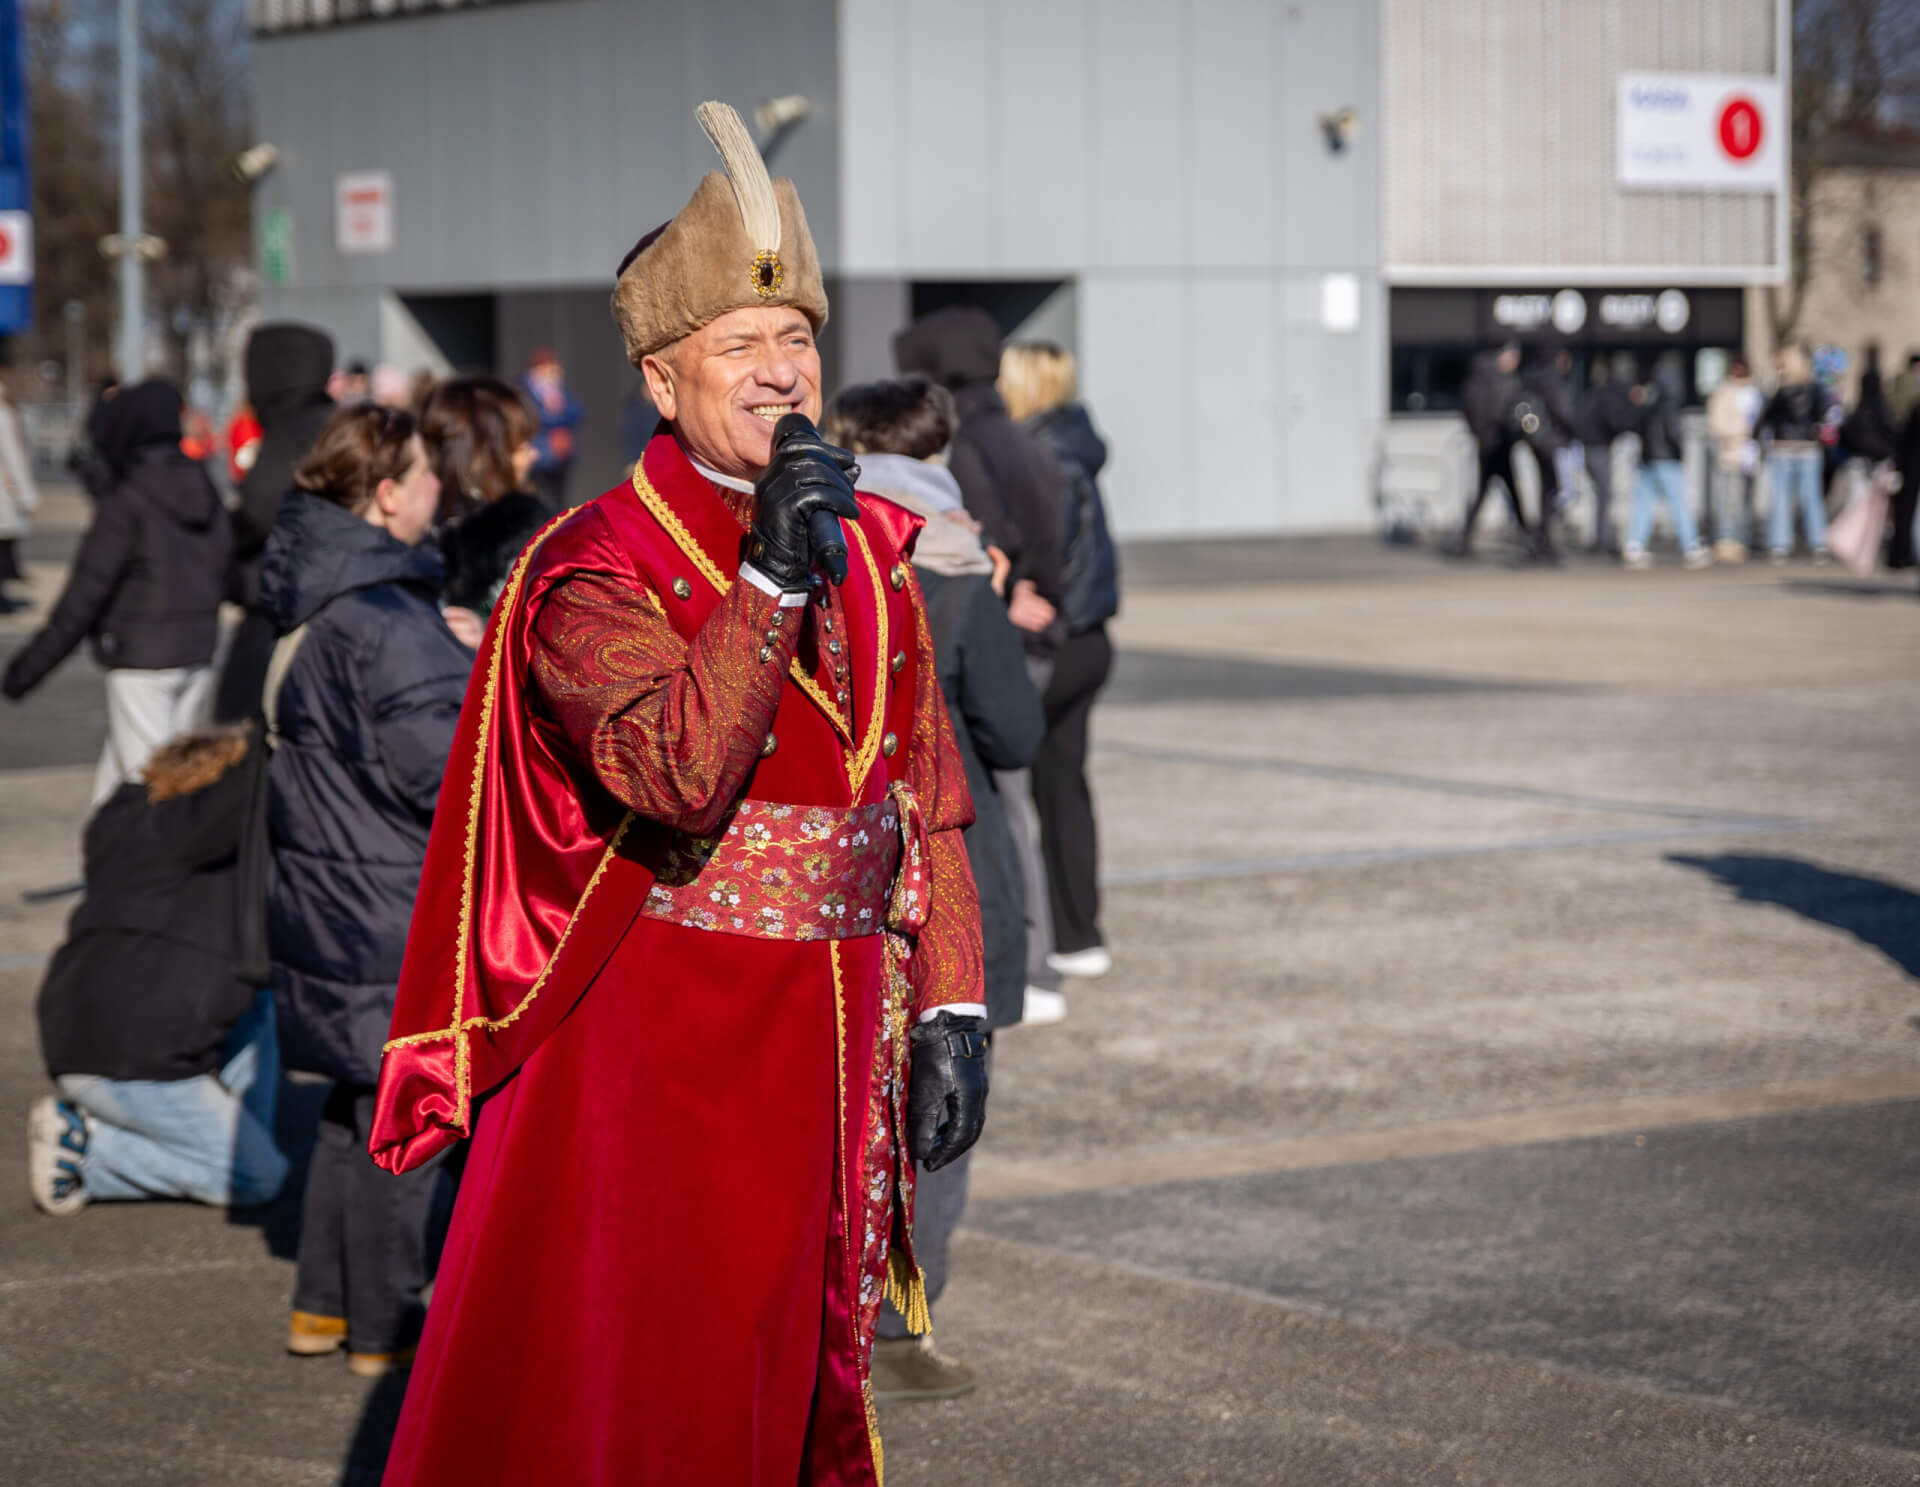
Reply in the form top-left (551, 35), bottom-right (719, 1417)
top-left (213, 322), bottom-right (337, 722)
top-left (260, 403), bottom-right (472, 1375)
top-left (3, 380), bottom-right (232, 803)
top-left (892, 305), bottom-right (1067, 643)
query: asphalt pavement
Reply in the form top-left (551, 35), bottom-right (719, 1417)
top-left (2, 486), bottom-right (1917, 1485)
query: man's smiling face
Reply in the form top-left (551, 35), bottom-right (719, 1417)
top-left (641, 306), bottom-right (824, 480)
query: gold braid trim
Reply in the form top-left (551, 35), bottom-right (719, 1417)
top-left (380, 507), bottom-right (636, 1138)
top-left (866, 1384), bottom-right (885, 1485)
top-left (844, 524), bottom-right (890, 801)
top-left (629, 460), bottom-right (851, 735)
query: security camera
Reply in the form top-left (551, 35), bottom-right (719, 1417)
top-left (233, 143), bottom-right (280, 185)
top-left (1319, 107), bottom-right (1359, 155)
top-left (753, 95), bottom-right (809, 137)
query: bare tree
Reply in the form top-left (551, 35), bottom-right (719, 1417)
top-left (1769, 0), bottom-right (1920, 345)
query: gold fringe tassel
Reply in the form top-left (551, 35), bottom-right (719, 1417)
top-left (885, 1249), bottom-right (932, 1336)
top-left (865, 1388), bottom-right (885, 1484)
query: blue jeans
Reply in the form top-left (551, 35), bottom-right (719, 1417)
top-left (1767, 450), bottom-right (1828, 556)
top-left (58, 990), bottom-right (288, 1207)
top-left (1625, 459), bottom-right (1701, 556)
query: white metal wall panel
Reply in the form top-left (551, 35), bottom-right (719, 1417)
top-left (1189, 0), bottom-right (1280, 271)
top-left (990, 0), bottom-right (1093, 270)
top-left (1090, 0), bottom-right (1188, 271)
top-left (1190, 274), bottom-right (1282, 531)
top-left (1384, 0), bottom-right (1784, 280)
top-left (1079, 274), bottom-right (1194, 536)
top-left (903, 0), bottom-right (997, 271)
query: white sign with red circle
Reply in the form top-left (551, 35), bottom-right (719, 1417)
top-left (335, 171), bottom-right (394, 256)
top-left (0, 211), bottom-right (34, 286)
top-left (1617, 73), bottom-right (1784, 193)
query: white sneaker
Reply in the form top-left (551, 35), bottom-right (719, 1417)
top-left (1046, 945), bottom-right (1112, 979)
top-left (1683, 546), bottom-right (1712, 570)
top-left (1621, 549), bottom-right (1653, 571)
top-left (1021, 986), bottom-right (1068, 1025)
top-left (27, 1096), bottom-right (90, 1217)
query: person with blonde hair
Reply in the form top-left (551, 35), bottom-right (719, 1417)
top-left (1000, 341), bottom-right (1120, 980)
top-left (1756, 344), bottom-right (1833, 564)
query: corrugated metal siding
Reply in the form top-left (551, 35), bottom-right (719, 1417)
top-left (251, 0), bottom-right (842, 292)
top-left (1384, 0), bottom-right (1782, 278)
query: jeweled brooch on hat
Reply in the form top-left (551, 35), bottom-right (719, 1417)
top-left (750, 248), bottom-right (785, 300)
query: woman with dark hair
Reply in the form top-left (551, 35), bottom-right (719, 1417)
top-left (417, 376), bottom-right (552, 648)
top-left (258, 403), bottom-right (473, 1377)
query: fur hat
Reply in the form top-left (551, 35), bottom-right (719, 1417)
top-left (611, 102), bottom-right (829, 367)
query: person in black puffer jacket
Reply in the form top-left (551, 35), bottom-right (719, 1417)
top-left (214, 322), bottom-right (337, 723)
top-left (3, 380), bottom-right (232, 804)
top-left (1000, 342), bottom-right (1123, 976)
top-left (822, 376), bottom-right (1045, 1404)
top-left (27, 726), bottom-right (285, 1218)
top-left (260, 403), bottom-right (473, 1374)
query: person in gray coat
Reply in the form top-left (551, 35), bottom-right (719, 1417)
top-left (824, 375), bottom-right (1044, 1404)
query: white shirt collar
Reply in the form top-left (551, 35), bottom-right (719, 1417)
top-left (689, 456), bottom-right (757, 496)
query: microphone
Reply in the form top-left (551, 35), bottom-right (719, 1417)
top-left (772, 412), bottom-right (851, 587)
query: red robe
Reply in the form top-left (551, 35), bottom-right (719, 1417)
top-left (371, 434), bottom-right (983, 1486)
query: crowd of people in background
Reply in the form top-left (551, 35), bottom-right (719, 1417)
top-left (4, 308), bottom-right (1121, 1400)
top-left (1453, 336), bottom-right (1920, 582)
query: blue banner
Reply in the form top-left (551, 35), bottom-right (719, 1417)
top-left (0, 0), bottom-right (30, 335)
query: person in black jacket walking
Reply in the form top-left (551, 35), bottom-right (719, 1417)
top-left (823, 375), bottom-right (1045, 1404)
top-left (26, 726), bottom-right (286, 1217)
top-left (1455, 342), bottom-right (1542, 559)
top-left (261, 404), bottom-right (473, 1377)
top-left (3, 380), bottom-right (232, 804)
top-left (214, 322), bottom-right (337, 722)
top-left (1000, 342), bottom-right (1122, 977)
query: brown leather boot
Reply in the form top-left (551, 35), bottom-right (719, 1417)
top-left (286, 1311), bottom-right (347, 1357)
top-left (346, 1344), bottom-right (417, 1379)
top-left (870, 1334), bottom-right (977, 1404)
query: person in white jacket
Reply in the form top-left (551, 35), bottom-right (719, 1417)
top-left (1705, 358), bottom-right (1762, 563)
top-left (0, 383), bottom-right (40, 612)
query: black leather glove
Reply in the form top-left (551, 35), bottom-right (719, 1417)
top-left (906, 1011), bottom-right (989, 1172)
top-left (749, 415), bottom-right (860, 590)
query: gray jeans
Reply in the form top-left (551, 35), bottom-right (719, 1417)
top-left (995, 654), bottom-right (1058, 991)
top-left (93, 664), bottom-right (214, 806)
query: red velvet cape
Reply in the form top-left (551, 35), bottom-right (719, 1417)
top-left (372, 436), bottom-right (955, 1486)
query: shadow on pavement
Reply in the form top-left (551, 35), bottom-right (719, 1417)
top-left (339, 1367), bottom-right (410, 1486)
top-left (1668, 853), bottom-right (1920, 979)
top-left (1782, 578), bottom-right (1920, 601)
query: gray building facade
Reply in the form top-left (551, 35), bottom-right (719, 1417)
top-left (248, 0), bottom-right (1784, 536)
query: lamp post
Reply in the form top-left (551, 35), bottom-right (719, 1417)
top-left (116, 0), bottom-right (142, 380)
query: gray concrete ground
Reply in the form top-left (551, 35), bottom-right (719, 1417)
top-left (2, 485), bottom-right (1918, 1484)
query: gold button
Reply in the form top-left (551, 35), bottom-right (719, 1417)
top-left (758, 646), bottom-right (774, 664)
top-left (672, 577), bottom-right (692, 600)
top-left (881, 731), bottom-right (899, 757)
top-left (836, 689), bottom-right (849, 706)
top-left (769, 610), bottom-right (785, 628)
top-left (828, 639), bottom-right (841, 655)
top-left (891, 650), bottom-right (906, 674)
top-left (890, 564), bottom-right (907, 591)
top-left (821, 616), bottom-right (832, 632)
top-left (760, 732), bottom-right (777, 757)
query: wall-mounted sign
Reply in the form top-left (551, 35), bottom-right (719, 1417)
top-left (0, 209), bottom-right (32, 286)
top-left (261, 207), bottom-right (293, 286)
top-left (1391, 287), bottom-right (1738, 348)
top-left (335, 171), bottom-right (393, 255)
top-left (1617, 73), bottom-right (1784, 192)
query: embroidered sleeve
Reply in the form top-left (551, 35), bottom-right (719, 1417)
top-left (901, 570), bottom-right (985, 1016)
top-left (529, 570), bottom-right (798, 836)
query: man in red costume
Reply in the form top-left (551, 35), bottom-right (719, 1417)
top-left (369, 101), bottom-right (989, 1486)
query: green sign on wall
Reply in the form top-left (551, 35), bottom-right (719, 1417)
top-left (261, 208), bottom-right (293, 287)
